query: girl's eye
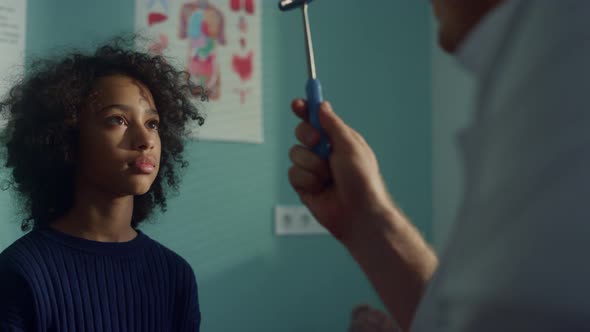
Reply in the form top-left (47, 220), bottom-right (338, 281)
top-left (147, 119), bottom-right (160, 131)
top-left (106, 116), bottom-right (126, 126)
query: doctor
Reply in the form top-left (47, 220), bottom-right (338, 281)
top-left (288, 0), bottom-right (590, 331)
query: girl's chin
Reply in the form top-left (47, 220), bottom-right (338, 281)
top-left (120, 180), bottom-right (155, 197)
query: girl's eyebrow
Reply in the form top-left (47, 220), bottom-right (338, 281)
top-left (98, 104), bottom-right (158, 115)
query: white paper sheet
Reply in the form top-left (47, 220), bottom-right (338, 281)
top-left (0, 0), bottom-right (26, 100)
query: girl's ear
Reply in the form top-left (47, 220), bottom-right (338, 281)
top-left (64, 115), bottom-right (77, 127)
top-left (64, 101), bottom-right (81, 127)
top-left (62, 122), bottom-right (79, 166)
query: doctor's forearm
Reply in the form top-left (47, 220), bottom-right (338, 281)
top-left (344, 207), bottom-right (438, 331)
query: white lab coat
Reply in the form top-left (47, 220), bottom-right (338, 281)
top-left (413, 0), bottom-right (590, 330)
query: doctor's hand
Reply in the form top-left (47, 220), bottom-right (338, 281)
top-left (288, 99), bottom-right (396, 245)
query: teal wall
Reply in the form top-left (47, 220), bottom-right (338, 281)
top-left (1, 1), bottom-right (433, 331)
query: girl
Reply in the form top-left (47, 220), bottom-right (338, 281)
top-left (0, 38), bottom-right (204, 331)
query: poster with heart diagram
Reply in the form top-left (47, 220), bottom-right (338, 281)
top-left (135, 0), bottom-right (262, 143)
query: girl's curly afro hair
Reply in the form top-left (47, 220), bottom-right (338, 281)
top-left (0, 37), bottom-right (205, 231)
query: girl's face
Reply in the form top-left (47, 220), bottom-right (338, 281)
top-left (76, 74), bottom-right (161, 197)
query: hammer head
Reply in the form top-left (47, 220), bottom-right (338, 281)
top-left (278, 0), bottom-right (314, 11)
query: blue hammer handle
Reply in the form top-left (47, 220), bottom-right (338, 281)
top-left (306, 78), bottom-right (330, 159)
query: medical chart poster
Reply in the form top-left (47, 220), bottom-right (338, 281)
top-left (135, 0), bottom-right (263, 143)
top-left (0, 0), bottom-right (26, 100)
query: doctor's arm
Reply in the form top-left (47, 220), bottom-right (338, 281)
top-left (287, 99), bottom-right (438, 331)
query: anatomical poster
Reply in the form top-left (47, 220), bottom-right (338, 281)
top-left (135, 0), bottom-right (263, 143)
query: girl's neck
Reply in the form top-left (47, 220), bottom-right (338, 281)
top-left (51, 183), bottom-right (137, 243)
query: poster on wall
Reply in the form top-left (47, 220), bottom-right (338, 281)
top-left (135, 0), bottom-right (263, 143)
top-left (0, 0), bottom-right (26, 102)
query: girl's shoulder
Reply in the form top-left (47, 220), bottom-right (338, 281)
top-left (0, 230), bottom-right (46, 275)
top-left (141, 232), bottom-right (194, 272)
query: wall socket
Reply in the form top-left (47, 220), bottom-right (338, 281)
top-left (274, 205), bottom-right (329, 236)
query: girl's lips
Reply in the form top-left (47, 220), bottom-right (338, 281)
top-left (131, 156), bottom-right (156, 174)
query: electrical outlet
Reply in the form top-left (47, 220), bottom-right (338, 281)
top-left (274, 205), bottom-right (329, 236)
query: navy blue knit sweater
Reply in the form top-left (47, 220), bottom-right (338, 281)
top-left (0, 228), bottom-right (200, 331)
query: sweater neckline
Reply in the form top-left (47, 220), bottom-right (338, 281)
top-left (36, 227), bottom-right (150, 256)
